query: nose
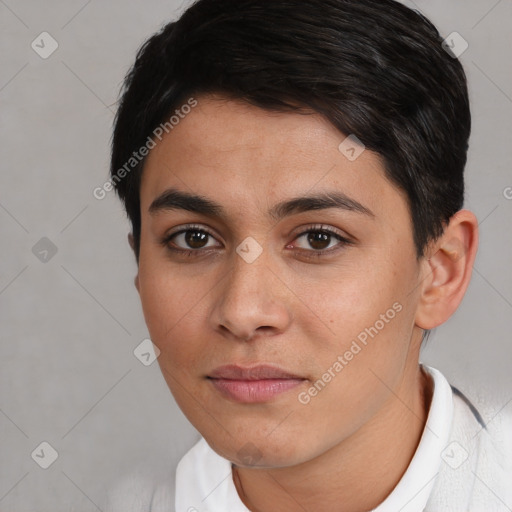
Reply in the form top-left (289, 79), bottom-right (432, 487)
top-left (209, 247), bottom-right (292, 343)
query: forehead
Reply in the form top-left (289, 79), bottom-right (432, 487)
top-left (140, 95), bottom-right (408, 225)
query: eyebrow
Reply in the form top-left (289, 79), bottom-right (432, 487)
top-left (149, 187), bottom-right (375, 221)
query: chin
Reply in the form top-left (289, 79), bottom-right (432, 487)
top-left (203, 428), bottom-right (316, 469)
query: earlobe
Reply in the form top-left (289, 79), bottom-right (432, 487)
top-left (128, 233), bottom-right (140, 292)
top-left (415, 210), bottom-right (478, 330)
top-left (128, 233), bottom-right (135, 252)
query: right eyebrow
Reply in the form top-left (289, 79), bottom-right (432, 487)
top-left (148, 187), bottom-right (375, 221)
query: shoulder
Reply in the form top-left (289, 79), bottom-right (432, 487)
top-left (426, 375), bottom-right (512, 511)
top-left (463, 388), bottom-right (512, 510)
top-left (99, 462), bottom-right (177, 512)
top-left (450, 382), bottom-right (512, 467)
top-left (100, 469), bottom-right (159, 511)
top-left (99, 437), bottom-right (207, 512)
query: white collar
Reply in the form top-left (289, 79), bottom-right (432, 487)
top-left (175, 364), bottom-right (453, 512)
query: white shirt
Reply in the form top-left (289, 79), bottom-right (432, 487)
top-left (102, 364), bottom-right (512, 511)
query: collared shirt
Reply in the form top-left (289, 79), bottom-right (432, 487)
top-left (103, 364), bottom-right (512, 511)
top-left (174, 365), bottom-right (452, 512)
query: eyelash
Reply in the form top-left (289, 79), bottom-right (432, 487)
top-left (160, 223), bottom-right (353, 260)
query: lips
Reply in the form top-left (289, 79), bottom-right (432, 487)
top-left (209, 364), bottom-right (303, 380)
top-left (208, 364), bottom-right (306, 403)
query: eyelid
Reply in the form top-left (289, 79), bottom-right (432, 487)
top-left (163, 222), bottom-right (351, 243)
top-left (161, 223), bottom-right (221, 247)
top-left (160, 222), bottom-right (355, 259)
top-left (165, 223), bottom-right (216, 238)
top-left (288, 223), bottom-right (354, 255)
top-left (291, 223), bottom-right (351, 240)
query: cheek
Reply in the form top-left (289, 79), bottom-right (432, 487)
top-left (305, 260), bottom-right (404, 345)
top-left (304, 259), bottom-right (416, 396)
top-left (136, 255), bottom-right (225, 385)
top-left (137, 257), bottom-right (198, 352)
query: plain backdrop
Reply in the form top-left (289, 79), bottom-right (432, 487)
top-left (1, 0), bottom-right (511, 510)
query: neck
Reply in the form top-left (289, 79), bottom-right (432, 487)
top-left (233, 364), bottom-right (433, 512)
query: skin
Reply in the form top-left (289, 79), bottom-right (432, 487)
top-left (132, 94), bottom-right (478, 512)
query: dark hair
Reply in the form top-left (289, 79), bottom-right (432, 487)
top-left (110, 0), bottom-right (470, 263)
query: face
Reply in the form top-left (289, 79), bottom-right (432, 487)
top-left (136, 94), bottom-right (425, 468)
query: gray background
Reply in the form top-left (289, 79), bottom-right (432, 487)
top-left (0, 0), bottom-right (511, 510)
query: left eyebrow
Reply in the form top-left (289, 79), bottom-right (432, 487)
top-left (148, 187), bottom-right (375, 220)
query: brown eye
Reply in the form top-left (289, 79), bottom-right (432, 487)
top-left (162, 225), bottom-right (220, 253)
top-left (183, 229), bottom-right (210, 249)
top-left (305, 231), bottom-right (332, 251)
top-left (293, 227), bottom-right (350, 253)
top-left (287, 224), bottom-right (354, 259)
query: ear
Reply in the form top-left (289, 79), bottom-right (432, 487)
top-left (127, 233), bottom-right (140, 292)
top-left (415, 209), bottom-right (478, 330)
